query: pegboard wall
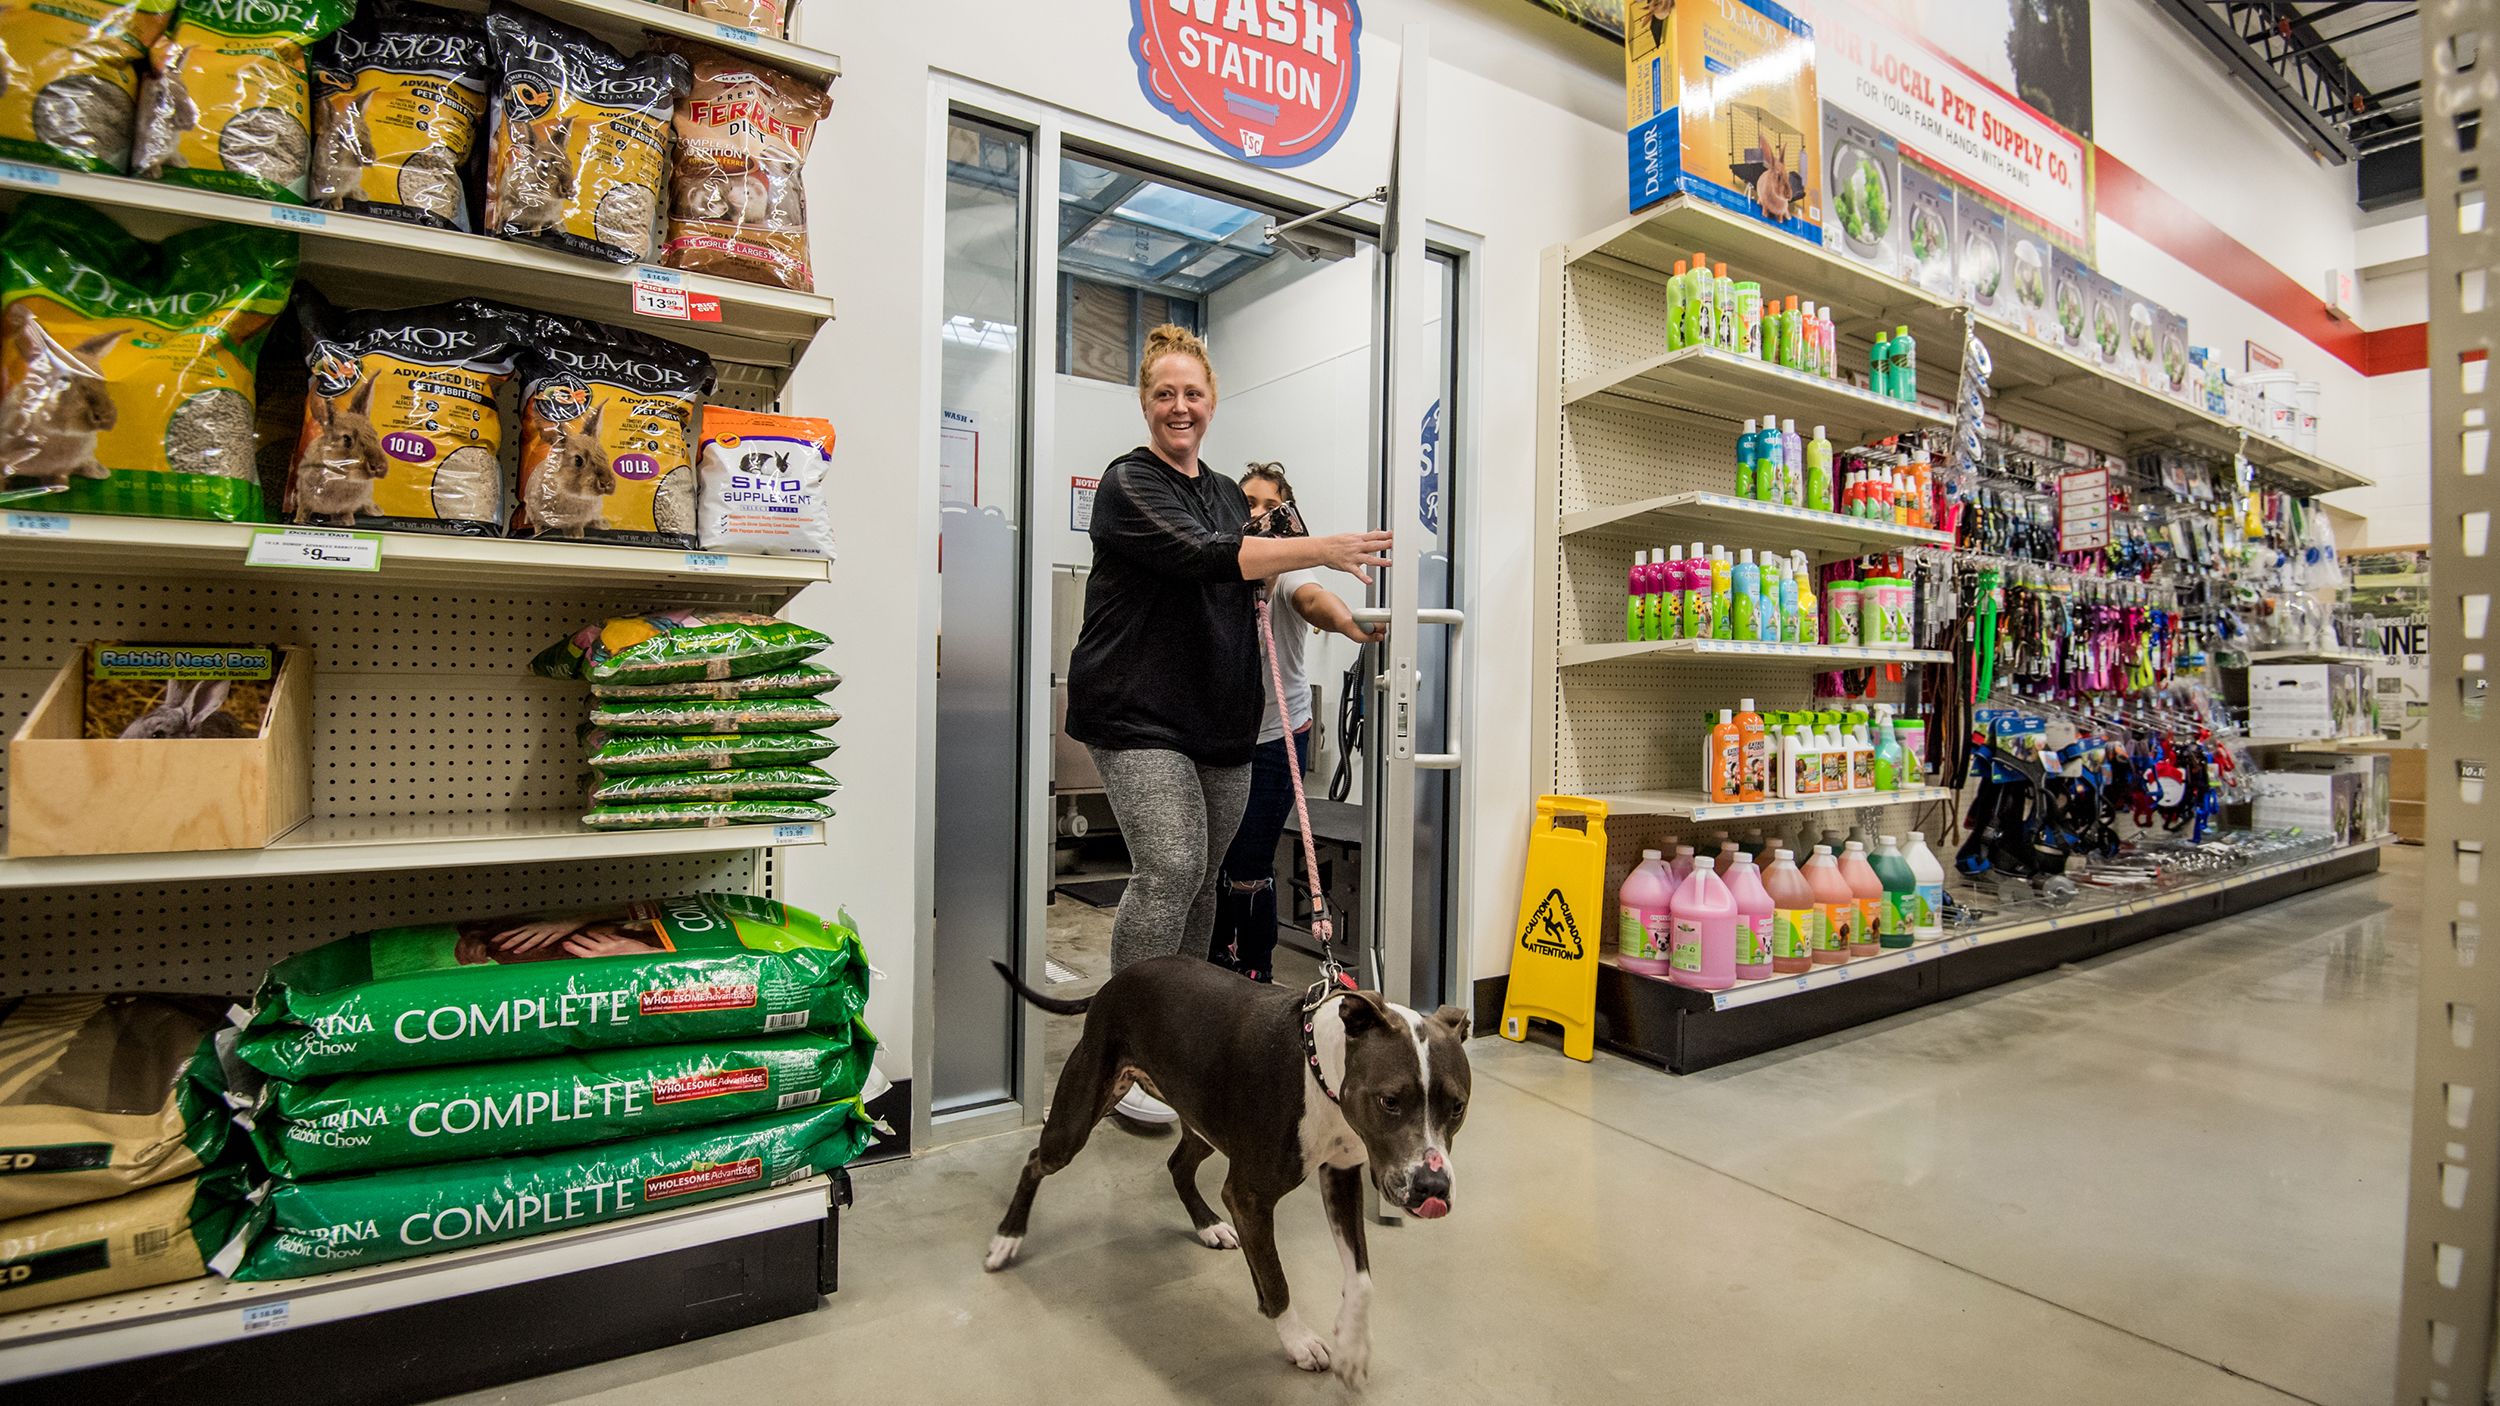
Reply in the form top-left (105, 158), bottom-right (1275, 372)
top-left (0, 853), bottom-right (765, 995)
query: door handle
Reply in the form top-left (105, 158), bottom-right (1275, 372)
top-left (1349, 608), bottom-right (1463, 770)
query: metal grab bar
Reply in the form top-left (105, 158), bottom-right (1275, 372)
top-left (1350, 607), bottom-right (1464, 770)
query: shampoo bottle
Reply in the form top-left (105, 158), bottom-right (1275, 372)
top-left (1779, 555), bottom-right (1802, 642)
top-left (1727, 853), bottom-right (1775, 981)
top-left (1689, 251), bottom-right (1715, 346)
top-left (1625, 550), bottom-right (1649, 642)
top-left (1872, 836), bottom-right (1916, 949)
top-left (1714, 263), bottom-right (1737, 351)
top-left (1892, 324), bottom-right (1916, 400)
top-left (1756, 406), bottom-right (1783, 498)
top-left (1617, 848), bottom-right (1678, 976)
top-left (1819, 306), bottom-right (1838, 376)
top-left (1793, 552), bottom-right (1817, 643)
top-left (1682, 541), bottom-right (1708, 638)
top-left (1839, 841), bottom-right (1884, 959)
top-left (1781, 418), bottom-right (1803, 506)
top-left (1761, 555), bottom-right (1787, 641)
top-left (1734, 698), bottom-right (1770, 802)
top-left (1869, 329), bottom-right (1892, 397)
top-left (1736, 419), bottom-right (1759, 499)
top-left (1644, 545), bottom-right (1669, 641)
top-left (1904, 831), bottom-right (1947, 940)
top-left (1781, 296), bottom-right (1803, 370)
top-left (1731, 549), bottom-right (1761, 640)
top-left (1805, 845), bottom-right (1853, 964)
top-left (1781, 713), bottom-right (1821, 798)
top-left (1709, 548), bottom-right (1732, 639)
top-left (1805, 426), bottom-right (1833, 512)
top-left (1661, 546), bottom-right (1686, 640)
top-left (1844, 710), bottom-right (1875, 793)
top-left (1765, 848), bottom-right (1817, 975)
top-left (1799, 301), bottom-right (1821, 376)
top-left (1666, 261), bottom-right (1689, 348)
top-left (1703, 709), bottom-right (1742, 804)
top-left (1870, 703), bottom-right (1904, 791)
top-left (1668, 856), bottom-right (1737, 991)
top-left (1816, 711), bottom-right (1848, 795)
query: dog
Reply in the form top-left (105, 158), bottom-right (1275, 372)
top-left (985, 957), bottom-right (1471, 1387)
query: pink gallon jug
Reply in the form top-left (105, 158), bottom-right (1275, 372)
top-left (1617, 849), bottom-right (1679, 978)
top-left (1668, 856), bottom-right (1738, 991)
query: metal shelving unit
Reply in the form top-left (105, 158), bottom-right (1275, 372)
top-left (1560, 639), bottom-right (1947, 669)
top-left (1563, 343), bottom-right (1952, 443)
top-left (1581, 784), bottom-right (1956, 822)
top-left (1559, 490), bottom-right (1955, 557)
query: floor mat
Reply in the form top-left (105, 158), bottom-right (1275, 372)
top-left (1057, 878), bottom-right (1129, 909)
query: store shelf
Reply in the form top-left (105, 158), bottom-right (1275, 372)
top-left (1584, 784), bottom-right (1956, 822)
top-left (0, 163), bottom-right (834, 369)
top-left (1559, 490), bottom-right (1953, 556)
top-left (0, 510), bottom-right (831, 593)
top-left (2235, 733), bottom-right (2387, 748)
top-left (1559, 196), bottom-right (2372, 493)
top-left (0, 1177), bottom-right (833, 1385)
top-left (0, 812), bottom-right (824, 890)
top-left (515, 0), bottom-right (843, 83)
top-left (2245, 648), bottom-right (2387, 664)
top-left (1562, 344), bottom-right (1951, 442)
top-left (1560, 638), bottom-right (1949, 668)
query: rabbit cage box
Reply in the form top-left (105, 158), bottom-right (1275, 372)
top-left (8, 645), bottom-right (312, 857)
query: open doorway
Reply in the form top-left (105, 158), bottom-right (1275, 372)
top-left (932, 116), bottom-right (1461, 1127)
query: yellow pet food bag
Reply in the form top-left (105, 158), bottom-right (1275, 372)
top-left (130, 0), bottom-right (353, 204)
top-left (309, 0), bottom-right (494, 230)
top-left (288, 296), bottom-right (527, 534)
top-left (516, 313), bottom-right (714, 547)
top-left (483, 4), bottom-right (689, 265)
top-left (0, 0), bottom-right (175, 173)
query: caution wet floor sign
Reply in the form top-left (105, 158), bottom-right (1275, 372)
top-left (1500, 797), bottom-right (1609, 1062)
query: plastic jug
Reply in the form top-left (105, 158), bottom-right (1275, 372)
top-left (1904, 831), bottom-right (1947, 940)
top-left (1804, 845), bottom-right (1853, 964)
top-left (1726, 853), bottom-right (1775, 981)
top-left (1764, 849), bottom-right (1817, 974)
top-left (1617, 849), bottom-right (1679, 977)
top-left (1668, 856), bottom-right (1737, 990)
top-left (1670, 843), bottom-right (1697, 882)
top-left (1839, 841), bottom-right (1884, 958)
top-left (1872, 836), bottom-right (1916, 949)
top-left (1871, 704), bottom-right (1904, 791)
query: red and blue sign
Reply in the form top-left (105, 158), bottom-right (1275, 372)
top-left (1131, 0), bottom-right (1361, 168)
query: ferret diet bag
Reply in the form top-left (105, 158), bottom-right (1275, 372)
top-left (288, 295), bottom-right (525, 534)
top-left (236, 1024), bottom-right (877, 1177)
top-left (236, 892), bottom-right (869, 1079)
top-left (696, 408), bottom-right (834, 556)
top-left (310, 1), bottom-right (494, 230)
top-left (657, 39), bottom-right (829, 292)
top-left (482, 5), bottom-right (688, 264)
top-left (209, 1100), bottom-right (877, 1280)
top-left (515, 314), bottom-right (713, 545)
top-left (0, 197), bottom-right (296, 521)
top-left (0, 0), bottom-right (174, 173)
top-left (131, 0), bottom-right (354, 203)
top-left (0, 993), bottom-right (231, 1220)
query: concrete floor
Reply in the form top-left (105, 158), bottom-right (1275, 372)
top-left (454, 846), bottom-right (2416, 1406)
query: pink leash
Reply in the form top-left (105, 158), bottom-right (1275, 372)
top-left (1258, 591), bottom-right (1356, 990)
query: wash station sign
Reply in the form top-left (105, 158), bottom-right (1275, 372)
top-left (1131, 0), bottom-right (1363, 167)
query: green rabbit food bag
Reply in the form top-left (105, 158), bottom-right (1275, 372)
top-left (238, 1024), bottom-right (876, 1178)
top-left (590, 663), bottom-right (840, 701)
top-left (585, 730), bottom-right (837, 775)
top-left (289, 295), bottom-right (525, 534)
top-left (236, 892), bottom-right (868, 1079)
top-left (515, 314), bottom-right (712, 545)
top-left (589, 698), bottom-right (841, 734)
top-left (131, 0), bottom-right (355, 203)
top-left (0, 199), bottom-right (295, 521)
top-left (0, 0), bottom-right (175, 173)
top-left (482, 5), bottom-right (688, 264)
top-left (532, 609), bottom-right (827, 684)
top-left (310, 1), bottom-right (493, 230)
top-left (210, 1099), bottom-right (876, 1279)
top-left (0, 993), bottom-right (232, 1220)
top-left (583, 798), bottom-right (832, 830)
top-left (0, 1172), bottom-right (247, 1313)
top-left (590, 766), bottom-right (836, 804)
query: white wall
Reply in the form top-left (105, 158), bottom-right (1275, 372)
top-left (1050, 376), bottom-right (1148, 569)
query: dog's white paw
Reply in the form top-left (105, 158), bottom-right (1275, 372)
top-left (1330, 1334), bottom-right (1371, 1389)
top-left (1275, 1310), bottom-right (1331, 1372)
top-left (983, 1234), bottom-right (1022, 1272)
top-left (1196, 1221), bottom-right (1239, 1250)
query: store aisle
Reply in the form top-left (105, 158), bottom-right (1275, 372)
top-left (455, 852), bottom-right (2410, 1406)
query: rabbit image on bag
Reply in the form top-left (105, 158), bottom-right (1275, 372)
top-left (0, 307), bottom-right (121, 488)
top-left (495, 114), bottom-right (577, 235)
top-left (309, 90), bottom-right (375, 206)
top-left (526, 401), bottom-right (614, 537)
top-left (121, 680), bottom-right (248, 739)
top-left (293, 378), bottom-right (388, 525)
top-left (131, 68), bottom-right (197, 174)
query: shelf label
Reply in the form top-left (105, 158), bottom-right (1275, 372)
top-left (4, 510), bottom-right (70, 536)
top-left (632, 267), bottom-right (724, 324)
top-left (682, 552), bottom-right (731, 573)
top-left (269, 205), bottom-right (326, 228)
top-left (773, 823), bottom-right (815, 842)
top-left (242, 1302), bottom-right (291, 1334)
top-left (713, 20), bottom-right (764, 43)
top-left (246, 528), bottom-right (381, 571)
top-left (0, 160), bottom-right (62, 186)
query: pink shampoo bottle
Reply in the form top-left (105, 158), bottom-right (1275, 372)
top-left (1726, 852), bottom-right (1775, 981)
top-left (1668, 855), bottom-right (1738, 991)
top-left (1617, 849), bottom-right (1679, 977)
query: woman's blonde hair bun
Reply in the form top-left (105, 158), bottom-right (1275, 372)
top-left (1137, 323), bottom-right (1217, 401)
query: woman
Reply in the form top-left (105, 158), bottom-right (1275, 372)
top-left (1209, 463), bottom-right (1383, 983)
top-left (1064, 326), bottom-right (1390, 1127)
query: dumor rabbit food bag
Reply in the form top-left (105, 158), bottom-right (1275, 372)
top-left (515, 313), bottom-right (713, 546)
top-left (130, 0), bottom-right (355, 203)
top-left (310, 0), bottom-right (494, 230)
top-left (288, 295), bottom-right (525, 534)
top-left (482, 4), bottom-right (688, 265)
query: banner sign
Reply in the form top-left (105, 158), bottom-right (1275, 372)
top-left (1814, 1), bottom-right (2088, 246)
top-left (1131, 0), bottom-right (1362, 168)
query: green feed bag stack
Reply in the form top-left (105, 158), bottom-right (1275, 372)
top-left (240, 1024), bottom-right (878, 1178)
top-left (236, 893), bottom-right (869, 1079)
top-left (211, 1099), bottom-right (879, 1280)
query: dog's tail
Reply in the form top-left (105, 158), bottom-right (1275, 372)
top-left (992, 959), bottom-right (1091, 1016)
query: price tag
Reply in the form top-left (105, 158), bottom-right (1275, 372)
top-left (713, 20), bottom-right (763, 43)
top-left (269, 205), bottom-right (326, 228)
top-left (682, 552), bottom-right (730, 572)
top-left (0, 160), bottom-right (61, 186)
top-left (633, 276), bottom-right (690, 321)
top-left (772, 823), bottom-right (815, 842)
top-left (246, 528), bottom-right (381, 571)
top-left (242, 1302), bottom-right (291, 1334)
top-left (4, 510), bottom-right (70, 535)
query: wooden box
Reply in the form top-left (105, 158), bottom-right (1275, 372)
top-left (8, 648), bottom-right (312, 857)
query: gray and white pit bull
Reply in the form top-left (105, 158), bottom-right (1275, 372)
top-left (985, 956), bottom-right (1472, 1386)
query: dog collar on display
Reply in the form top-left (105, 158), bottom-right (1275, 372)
top-left (1299, 981), bottom-right (1345, 1105)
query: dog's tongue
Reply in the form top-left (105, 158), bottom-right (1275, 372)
top-left (1414, 1197), bottom-right (1450, 1220)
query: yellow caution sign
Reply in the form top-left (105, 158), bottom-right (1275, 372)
top-left (1499, 795), bottom-right (1609, 1061)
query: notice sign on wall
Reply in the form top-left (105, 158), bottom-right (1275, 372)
top-left (2057, 467), bottom-right (2108, 552)
top-left (1071, 476), bottom-right (1099, 532)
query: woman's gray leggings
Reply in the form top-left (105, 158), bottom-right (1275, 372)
top-left (1090, 747), bottom-right (1252, 973)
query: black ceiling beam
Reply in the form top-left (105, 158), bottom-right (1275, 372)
top-left (2150, 0), bottom-right (2372, 162)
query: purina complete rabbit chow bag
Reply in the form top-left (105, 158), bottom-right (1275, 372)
top-left (515, 314), bottom-right (712, 545)
top-left (0, 198), bottom-right (296, 521)
top-left (589, 766), bottom-right (837, 804)
top-left (589, 698), bottom-right (842, 734)
top-left (482, 5), bottom-right (688, 265)
top-left (584, 730), bottom-right (837, 775)
top-left (656, 39), bottom-right (829, 292)
top-left (310, 1), bottom-right (494, 230)
top-left (131, 0), bottom-right (354, 203)
top-left (288, 295), bottom-right (525, 534)
top-left (0, 0), bottom-right (173, 173)
top-left (235, 892), bottom-right (869, 1079)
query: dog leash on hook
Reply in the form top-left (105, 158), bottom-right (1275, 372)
top-left (1257, 591), bottom-right (1359, 1000)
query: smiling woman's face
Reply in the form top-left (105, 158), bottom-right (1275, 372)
top-left (1142, 353), bottom-right (1214, 466)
